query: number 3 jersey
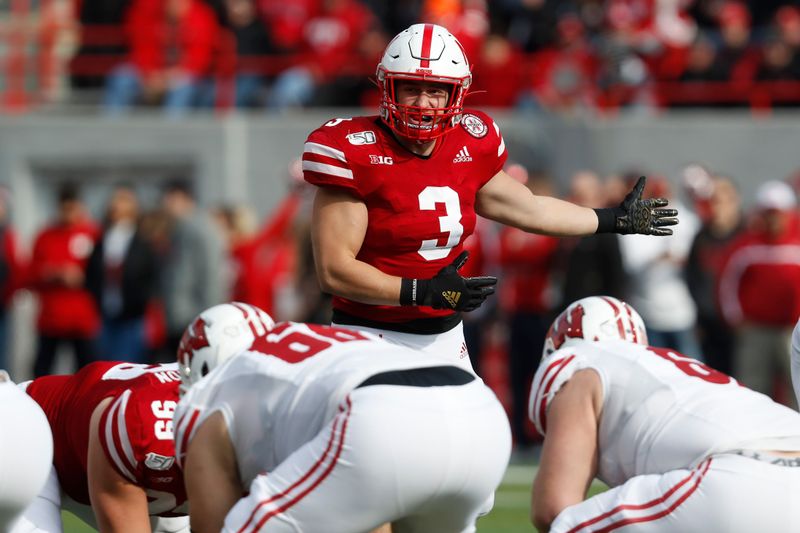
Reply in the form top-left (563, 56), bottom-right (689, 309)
top-left (174, 322), bottom-right (461, 488)
top-left (528, 339), bottom-right (800, 488)
top-left (302, 111), bottom-right (507, 323)
top-left (26, 361), bottom-right (187, 516)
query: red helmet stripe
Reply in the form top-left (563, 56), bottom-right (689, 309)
top-left (420, 23), bottom-right (434, 68)
top-left (625, 303), bottom-right (640, 344)
top-left (232, 302), bottom-right (260, 338)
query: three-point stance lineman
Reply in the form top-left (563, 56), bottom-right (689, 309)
top-left (174, 320), bottom-right (511, 533)
top-left (304, 23), bottom-right (678, 370)
top-left (530, 296), bottom-right (800, 533)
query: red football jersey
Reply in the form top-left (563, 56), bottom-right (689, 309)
top-left (303, 110), bottom-right (508, 322)
top-left (26, 362), bottom-right (186, 516)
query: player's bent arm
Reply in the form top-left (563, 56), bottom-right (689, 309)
top-left (477, 171), bottom-right (600, 236)
top-left (87, 398), bottom-right (152, 533)
top-left (183, 411), bottom-right (242, 533)
top-left (531, 369), bottom-right (602, 531)
top-left (311, 187), bottom-right (403, 305)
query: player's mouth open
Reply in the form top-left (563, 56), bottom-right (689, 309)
top-left (408, 115), bottom-right (435, 130)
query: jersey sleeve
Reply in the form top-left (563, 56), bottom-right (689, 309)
top-left (527, 351), bottom-right (583, 435)
top-left (302, 123), bottom-right (363, 199)
top-left (462, 109), bottom-right (508, 185)
top-left (99, 386), bottom-right (180, 484)
top-left (173, 400), bottom-right (205, 470)
top-left (487, 114), bottom-right (508, 178)
top-left (98, 389), bottom-right (141, 483)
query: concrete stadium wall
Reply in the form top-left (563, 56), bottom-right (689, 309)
top-left (1, 109), bottom-right (799, 379)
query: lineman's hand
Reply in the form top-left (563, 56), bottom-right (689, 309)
top-left (400, 251), bottom-right (497, 312)
top-left (595, 176), bottom-right (679, 236)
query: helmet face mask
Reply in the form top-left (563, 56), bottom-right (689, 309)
top-left (377, 24), bottom-right (472, 142)
top-left (543, 296), bottom-right (648, 359)
top-left (177, 302), bottom-right (274, 396)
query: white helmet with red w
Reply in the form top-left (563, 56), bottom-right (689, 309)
top-left (177, 302), bottom-right (274, 395)
top-left (376, 23), bottom-right (472, 141)
top-left (543, 296), bottom-right (648, 358)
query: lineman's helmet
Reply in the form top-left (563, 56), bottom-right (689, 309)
top-left (177, 302), bottom-right (274, 395)
top-left (543, 296), bottom-right (648, 358)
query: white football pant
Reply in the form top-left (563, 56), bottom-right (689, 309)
top-left (333, 321), bottom-right (475, 373)
top-left (550, 454), bottom-right (800, 533)
top-left (0, 380), bottom-right (53, 532)
top-left (223, 379), bottom-right (511, 533)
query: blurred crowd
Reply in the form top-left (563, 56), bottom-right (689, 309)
top-left (9, 0), bottom-right (800, 113)
top-left (1, 162), bottom-right (800, 451)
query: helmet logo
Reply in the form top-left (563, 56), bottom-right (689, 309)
top-left (548, 304), bottom-right (586, 352)
top-left (178, 317), bottom-right (210, 366)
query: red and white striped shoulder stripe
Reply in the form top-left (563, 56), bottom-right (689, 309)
top-left (100, 389), bottom-right (139, 483)
top-left (302, 141), bottom-right (353, 181)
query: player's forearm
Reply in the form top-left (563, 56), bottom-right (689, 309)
top-left (478, 183), bottom-right (599, 237)
top-left (514, 196), bottom-right (600, 236)
top-left (315, 257), bottom-right (402, 306)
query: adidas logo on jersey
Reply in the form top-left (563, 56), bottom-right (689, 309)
top-left (442, 290), bottom-right (461, 308)
top-left (453, 146), bottom-right (472, 163)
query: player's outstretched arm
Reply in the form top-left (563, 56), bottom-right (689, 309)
top-left (531, 370), bottom-right (602, 532)
top-left (477, 172), bottom-right (678, 237)
top-left (87, 398), bottom-right (151, 533)
top-left (477, 170), bottom-right (603, 236)
top-left (183, 412), bottom-right (241, 533)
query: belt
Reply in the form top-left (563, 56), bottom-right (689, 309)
top-left (356, 366), bottom-right (475, 389)
top-left (732, 449), bottom-right (800, 467)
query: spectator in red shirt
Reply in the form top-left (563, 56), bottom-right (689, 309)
top-left (518, 13), bottom-right (599, 113)
top-left (28, 184), bottom-right (100, 377)
top-left (266, 0), bottom-right (376, 110)
top-left (103, 0), bottom-right (220, 116)
top-left (719, 180), bottom-right (800, 405)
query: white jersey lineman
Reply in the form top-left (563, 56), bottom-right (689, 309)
top-left (530, 339), bottom-right (800, 533)
top-left (0, 373), bottom-right (53, 531)
top-left (175, 322), bottom-right (511, 533)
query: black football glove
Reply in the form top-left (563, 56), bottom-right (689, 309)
top-left (594, 176), bottom-right (679, 236)
top-left (400, 251), bottom-right (497, 312)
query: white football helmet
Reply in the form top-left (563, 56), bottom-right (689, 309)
top-left (177, 302), bottom-right (275, 395)
top-left (542, 296), bottom-right (648, 358)
top-left (376, 23), bottom-right (472, 141)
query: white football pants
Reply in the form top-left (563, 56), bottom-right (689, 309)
top-left (223, 378), bottom-right (511, 533)
top-left (550, 453), bottom-right (800, 533)
top-left (0, 380), bottom-right (53, 532)
top-left (333, 321), bottom-right (475, 372)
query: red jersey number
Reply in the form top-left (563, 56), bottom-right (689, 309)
top-left (418, 186), bottom-right (464, 261)
top-left (647, 347), bottom-right (732, 385)
top-left (252, 323), bottom-right (369, 363)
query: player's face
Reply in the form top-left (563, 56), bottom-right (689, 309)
top-left (393, 80), bottom-right (452, 136)
top-left (395, 81), bottom-right (450, 109)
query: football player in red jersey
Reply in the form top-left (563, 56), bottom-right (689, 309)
top-left (303, 23), bottom-right (679, 371)
top-left (15, 362), bottom-right (189, 533)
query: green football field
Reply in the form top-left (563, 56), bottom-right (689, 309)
top-left (61, 464), bottom-right (607, 533)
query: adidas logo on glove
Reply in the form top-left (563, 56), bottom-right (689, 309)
top-left (442, 290), bottom-right (461, 308)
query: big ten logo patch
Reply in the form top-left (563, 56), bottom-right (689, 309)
top-left (369, 155), bottom-right (394, 165)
